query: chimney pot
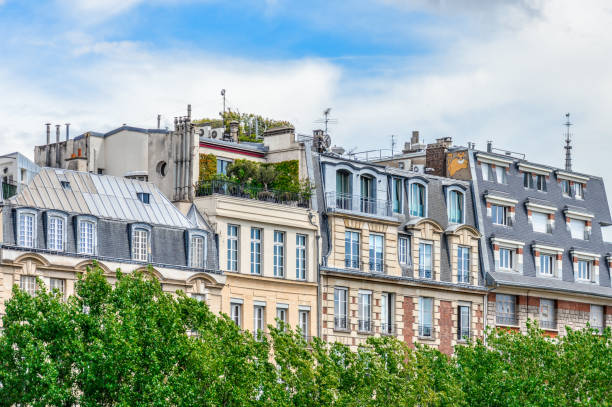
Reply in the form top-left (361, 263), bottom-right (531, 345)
top-left (45, 123), bottom-right (51, 144)
top-left (55, 125), bottom-right (60, 143)
top-left (487, 140), bottom-right (493, 153)
top-left (229, 120), bottom-right (239, 142)
top-left (411, 131), bottom-right (419, 144)
top-left (65, 123), bottom-right (70, 141)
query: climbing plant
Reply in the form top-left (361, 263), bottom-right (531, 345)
top-left (198, 154), bottom-right (217, 181)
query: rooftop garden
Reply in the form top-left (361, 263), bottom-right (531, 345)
top-left (193, 111), bottom-right (293, 143)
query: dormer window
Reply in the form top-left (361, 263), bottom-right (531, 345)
top-left (477, 154), bottom-right (512, 183)
top-left (570, 250), bottom-right (600, 284)
top-left (447, 188), bottom-right (464, 224)
top-left (409, 182), bottom-right (426, 217)
top-left (536, 174), bottom-right (547, 192)
top-left (47, 213), bottom-right (66, 251)
top-left (564, 208), bottom-right (593, 241)
top-left (137, 192), bottom-right (150, 204)
top-left (491, 237), bottom-right (524, 273)
top-left (17, 209), bottom-right (36, 248)
top-left (60, 181), bottom-right (71, 190)
top-left (491, 205), bottom-right (509, 226)
top-left (556, 171), bottom-right (589, 200)
top-left (190, 234), bottom-right (206, 268)
top-left (533, 244), bottom-right (563, 279)
top-left (132, 227), bottom-right (150, 262)
top-left (561, 180), bottom-right (571, 196)
top-left (485, 193), bottom-right (517, 227)
top-left (573, 183), bottom-right (584, 199)
top-left (77, 217), bottom-right (97, 255)
top-left (525, 201), bottom-right (556, 234)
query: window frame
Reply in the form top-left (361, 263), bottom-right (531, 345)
top-left (130, 223), bottom-right (152, 262)
top-left (298, 309), bottom-right (309, 340)
top-left (458, 305), bottom-right (471, 341)
top-left (368, 233), bottom-right (384, 272)
top-left (523, 172), bottom-right (534, 189)
top-left (398, 235), bottom-right (410, 266)
top-left (230, 301), bottom-right (242, 327)
top-left (536, 174), bottom-right (547, 192)
top-left (273, 230), bottom-right (285, 278)
top-left (577, 260), bottom-right (592, 282)
top-left (408, 181), bottom-right (427, 217)
top-left (276, 306), bottom-right (288, 330)
top-left (296, 234), bottom-right (307, 280)
top-left (253, 304), bottom-right (266, 339)
top-left (381, 292), bottom-right (394, 335)
top-left (447, 186), bottom-right (465, 224)
top-left (334, 287), bottom-right (348, 330)
top-left (20, 275), bottom-right (37, 296)
top-left (76, 215), bottom-right (98, 255)
top-left (495, 166), bottom-right (507, 184)
top-left (358, 290), bottom-right (372, 332)
top-left (344, 230), bottom-right (360, 270)
top-left (250, 227), bottom-right (262, 275)
top-left (531, 211), bottom-right (550, 234)
top-left (46, 211), bottom-right (67, 252)
top-left (392, 177), bottom-right (403, 213)
top-left (17, 208), bottom-right (37, 249)
top-left (457, 246), bottom-right (470, 283)
top-left (227, 224), bottom-right (239, 271)
top-left (496, 294), bottom-right (517, 326)
top-left (498, 247), bottom-right (514, 270)
top-left (418, 297), bottom-right (433, 338)
top-left (188, 230), bottom-right (207, 268)
top-left (418, 241), bottom-right (433, 279)
top-left (539, 299), bottom-right (556, 330)
top-left (491, 204), bottom-right (508, 226)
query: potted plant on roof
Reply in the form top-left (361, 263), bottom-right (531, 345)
top-left (226, 160), bottom-right (257, 197)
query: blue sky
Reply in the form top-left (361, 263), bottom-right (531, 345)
top-left (1, 0), bottom-right (612, 190)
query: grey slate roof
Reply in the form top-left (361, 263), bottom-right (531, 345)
top-left (199, 137), bottom-right (269, 153)
top-left (487, 271), bottom-right (612, 298)
top-left (10, 168), bottom-right (193, 229)
top-left (73, 126), bottom-right (169, 140)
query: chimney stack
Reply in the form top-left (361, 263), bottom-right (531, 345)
top-left (229, 120), bottom-right (239, 142)
top-left (411, 131), bottom-right (419, 145)
top-left (187, 104), bottom-right (192, 120)
top-left (157, 114), bottom-right (161, 129)
top-left (56, 125), bottom-right (60, 144)
top-left (45, 123), bottom-right (51, 144)
top-left (487, 140), bottom-right (493, 153)
top-left (65, 123), bottom-right (70, 141)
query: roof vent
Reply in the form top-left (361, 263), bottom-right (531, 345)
top-left (137, 192), bottom-right (150, 204)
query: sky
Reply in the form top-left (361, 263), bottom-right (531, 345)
top-left (1, 0), bottom-right (612, 188)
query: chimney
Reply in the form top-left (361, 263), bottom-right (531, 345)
top-left (411, 130), bottom-right (419, 145)
top-left (65, 123), bottom-right (70, 141)
top-left (425, 137), bottom-right (450, 177)
top-left (56, 125), bottom-right (60, 144)
top-left (229, 120), bottom-right (239, 142)
top-left (487, 140), bottom-right (493, 153)
top-left (45, 123), bottom-right (51, 144)
top-left (157, 114), bottom-right (161, 129)
top-left (187, 104), bottom-right (192, 120)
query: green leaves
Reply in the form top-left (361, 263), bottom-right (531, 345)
top-left (1, 270), bottom-right (611, 406)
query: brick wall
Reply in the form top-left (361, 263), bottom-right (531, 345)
top-left (403, 296), bottom-right (415, 348)
top-left (439, 300), bottom-right (453, 354)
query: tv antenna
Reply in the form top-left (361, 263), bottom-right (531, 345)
top-left (564, 113), bottom-right (572, 171)
top-left (221, 89), bottom-right (226, 113)
top-left (391, 134), bottom-right (397, 156)
top-left (314, 108), bottom-right (338, 135)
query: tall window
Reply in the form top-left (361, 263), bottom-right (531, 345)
top-left (132, 229), bottom-right (149, 262)
top-left (250, 228), bottom-right (262, 275)
top-left (358, 291), bottom-right (372, 332)
top-left (216, 159), bottom-right (231, 175)
top-left (345, 231), bottom-right (360, 269)
top-left (499, 248), bottom-right (513, 270)
top-left (299, 310), bottom-right (309, 340)
top-left (524, 172), bottom-right (534, 189)
top-left (78, 220), bottom-right (96, 255)
top-left (392, 178), bottom-right (403, 213)
top-left (495, 166), bottom-right (506, 184)
top-left (496, 294), bottom-right (516, 325)
top-left (458, 305), bottom-right (471, 340)
top-left (296, 234), bottom-right (307, 280)
top-left (230, 302), bottom-right (242, 327)
top-left (540, 254), bottom-right (554, 276)
top-left (253, 305), bottom-right (265, 339)
top-left (481, 163), bottom-right (493, 181)
top-left (398, 236), bottom-right (410, 265)
top-left (409, 183), bottom-right (426, 217)
top-left (536, 174), bottom-right (547, 191)
top-left (418, 297), bottom-right (433, 337)
top-left (369, 234), bottom-right (384, 272)
top-left (577, 260), bottom-right (591, 281)
top-left (491, 205), bottom-right (508, 226)
top-left (276, 307), bottom-right (287, 330)
top-left (360, 176), bottom-right (374, 213)
top-left (418, 242), bottom-right (433, 279)
top-left (540, 299), bottom-right (556, 330)
top-left (190, 235), bottom-right (205, 268)
top-left (569, 219), bottom-right (587, 240)
top-left (457, 246), bottom-right (470, 283)
top-left (18, 212), bottom-right (35, 248)
top-left (561, 180), bottom-right (571, 196)
top-left (334, 287), bottom-right (348, 330)
top-left (227, 225), bottom-right (238, 271)
top-left (448, 190), bottom-right (464, 223)
top-left (336, 170), bottom-right (352, 210)
top-left (590, 305), bottom-right (604, 333)
top-left (20, 275), bottom-right (37, 296)
top-left (381, 293), bottom-right (394, 334)
top-left (273, 231), bottom-right (285, 277)
top-left (50, 278), bottom-right (65, 296)
top-left (574, 183), bottom-right (584, 199)
top-left (532, 212), bottom-right (549, 233)
top-left (48, 216), bottom-right (64, 251)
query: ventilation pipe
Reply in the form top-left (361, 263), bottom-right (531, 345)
top-left (45, 123), bottom-right (51, 144)
top-left (65, 123), bottom-right (70, 141)
top-left (487, 140), bottom-right (493, 153)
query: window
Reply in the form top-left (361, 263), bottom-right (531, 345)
top-left (20, 275), bottom-right (37, 296)
top-left (254, 305), bottom-right (265, 339)
top-left (577, 260), bottom-right (591, 281)
top-left (381, 293), bottom-right (394, 334)
top-left (447, 189), bottom-right (464, 223)
top-left (334, 287), bottom-right (348, 330)
top-left (499, 248), bottom-right (513, 270)
top-left (590, 305), bottom-right (604, 333)
top-left (276, 307), bottom-right (287, 330)
top-left (190, 235), bottom-right (205, 268)
top-left (132, 228), bottom-right (149, 262)
top-left (191, 293), bottom-right (206, 302)
top-left (495, 166), bottom-right (506, 184)
top-left (491, 205), bottom-right (508, 226)
top-left (230, 303), bottom-right (242, 327)
top-left (418, 242), bottom-right (433, 279)
top-left (360, 176), bottom-right (375, 213)
top-left (78, 220), bottom-right (96, 255)
top-left (50, 278), bottom-right (65, 296)
top-left (540, 254), bottom-right (554, 276)
top-left (358, 291), bottom-right (372, 332)
top-left (523, 172), bottom-right (534, 189)
top-left (458, 305), bottom-right (471, 340)
top-left (398, 236), bottom-right (410, 265)
top-left (48, 216), bottom-right (65, 251)
top-left (481, 163), bottom-right (493, 181)
top-left (273, 231), bottom-right (285, 277)
top-left (18, 212), bottom-right (35, 248)
top-left (540, 299), bottom-right (556, 330)
top-left (369, 234), bottom-right (384, 272)
top-left (217, 159), bottom-right (232, 175)
top-left (561, 180), bottom-right (571, 196)
top-left (569, 219), bottom-right (586, 240)
top-left (392, 178), bottom-right (403, 213)
top-left (250, 228), bottom-right (262, 275)
top-left (496, 294), bottom-right (516, 325)
top-left (536, 174), bottom-right (547, 192)
top-left (136, 192), bottom-right (150, 204)
top-left (418, 297), bottom-right (433, 337)
top-left (409, 182), bottom-right (426, 217)
top-left (336, 170), bottom-right (352, 209)
top-left (574, 183), bottom-right (584, 199)
top-left (457, 246), bottom-right (470, 283)
top-left (345, 231), bottom-right (360, 269)
top-left (299, 310), bottom-right (309, 340)
top-left (296, 234), bottom-right (307, 280)
top-left (532, 212), bottom-right (549, 233)
top-left (227, 224), bottom-right (238, 271)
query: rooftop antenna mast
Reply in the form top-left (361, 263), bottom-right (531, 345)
top-left (564, 113), bottom-right (572, 171)
top-left (314, 108), bottom-right (338, 135)
top-left (221, 89), bottom-right (226, 113)
top-left (391, 134), bottom-right (397, 156)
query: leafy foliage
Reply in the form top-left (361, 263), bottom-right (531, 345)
top-left (194, 111), bottom-right (293, 143)
top-left (198, 153), bottom-right (218, 182)
top-left (2, 269), bottom-right (611, 406)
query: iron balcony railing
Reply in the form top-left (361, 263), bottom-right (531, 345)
top-left (368, 260), bottom-right (385, 273)
top-left (540, 320), bottom-right (557, 330)
top-left (1, 181), bottom-right (17, 200)
top-left (419, 267), bottom-right (433, 279)
top-left (325, 192), bottom-right (392, 217)
top-left (418, 324), bottom-right (433, 338)
top-left (334, 316), bottom-right (348, 330)
top-left (457, 272), bottom-right (471, 284)
top-left (196, 179), bottom-right (309, 208)
top-left (458, 329), bottom-right (472, 341)
top-left (496, 315), bottom-right (517, 326)
top-left (381, 323), bottom-right (396, 335)
top-left (344, 258), bottom-right (361, 270)
top-left (358, 319), bottom-right (372, 332)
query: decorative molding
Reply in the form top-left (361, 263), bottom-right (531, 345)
top-left (475, 153), bottom-right (513, 167)
top-left (555, 170), bottom-right (589, 184)
top-left (517, 162), bottom-right (552, 176)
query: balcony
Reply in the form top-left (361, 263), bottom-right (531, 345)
top-left (334, 316), bottom-right (348, 330)
top-left (358, 319), bottom-right (372, 333)
top-left (539, 320), bottom-right (557, 330)
top-left (381, 323), bottom-right (396, 335)
top-left (418, 267), bottom-right (433, 279)
top-left (196, 179), bottom-right (309, 208)
top-left (325, 192), bottom-right (392, 218)
top-left (418, 324), bottom-right (433, 338)
top-left (496, 315), bottom-right (517, 326)
top-left (1, 181), bottom-right (17, 200)
top-left (368, 260), bottom-right (385, 273)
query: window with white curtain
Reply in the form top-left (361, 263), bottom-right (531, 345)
top-left (132, 229), bottom-right (149, 261)
top-left (78, 220), bottom-right (96, 255)
top-left (190, 235), bottom-right (205, 268)
top-left (532, 212), bottom-right (549, 233)
top-left (569, 219), bottom-right (586, 240)
top-left (18, 212), bottom-right (35, 248)
top-left (447, 189), bottom-right (464, 223)
top-left (48, 216), bottom-right (65, 251)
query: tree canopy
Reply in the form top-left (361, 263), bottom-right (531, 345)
top-left (0, 267), bottom-right (610, 406)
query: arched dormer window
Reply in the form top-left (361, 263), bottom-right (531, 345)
top-left (360, 175), bottom-right (375, 214)
top-left (409, 181), bottom-right (427, 217)
top-left (76, 215), bottom-right (97, 255)
top-left (336, 169), bottom-right (352, 210)
top-left (447, 186), bottom-right (465, 224)
top-left (187, 230), bottom-right (208, 268)
top-left (130, 223), bottom-right (152, 262)
top-left (16, 208), bottom-right (37, 248)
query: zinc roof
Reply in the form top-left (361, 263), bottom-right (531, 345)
top-left (9, 168), bottom-right (193, 229)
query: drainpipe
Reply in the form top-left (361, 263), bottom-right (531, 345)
top-left (483, 292), bottom-right (488, 346)
top-left (309, 211), bottom-right (322, 338)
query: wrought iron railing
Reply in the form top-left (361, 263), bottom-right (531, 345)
top-left (325, 192), bottom-right (392, 217)
top-left (496, 315), bottom-right (517, 326)
top-left (418, 324), bottom-right (433, 338)
top-left (540, 320), bottom-right (557, 330)
top-left (196, 179), bottom-right (309, 208)
top-left (1, 181), bottom-right (17, 200)
top-left (457, 329), bottom-right (472, 341)
top-left (358, 319), bottom-right (372, 332)
top-left (334, 316), bottom-right (348, 330)
top-left (368, 260), bottom-right (385, 273)
top-left (457, 272), bottom-right (471, 284)
top-left (344, 258), bottom-right (361, 270)
top-left (381, 323), bottom-right (396, 335)
top-left (419, 267), bottom-right (433, 279)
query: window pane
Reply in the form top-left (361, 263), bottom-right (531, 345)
top-left (495, 166), bottom-right (506, 183)
top-left (410, 183), bottom-right (425, 217)
top-left (419, 297), bottom-right (433, 337)
top-left (369, 234), bottom-right (384, 272)
top-left (334, 288), bottom-right (348, 329)
top-left (496, 294), bottom-right (516, 325)
top-left (250, 228), bottom-right (262, 274)
top-left (532, 212), bottom-right (548, 233)
top-left (392, 178), bottom-right (402, 213)
top-left (458, 246), bottom-right (470, 283)
top-left (296, 234), bottom-right (307, 280)
top-left (399, 236), bottom-right (410, 265)
top-left (345, 231), bottom-right (360, 269)
top-left (418, 243), bottom-right (432, 279)
top-left (191, 236), bottom-right (205, 268)
top-left (570, 219), bottom-right (586, 240)
top-left (273, 231), bottom-right (285, 277)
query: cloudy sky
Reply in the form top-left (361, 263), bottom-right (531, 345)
top-left (1, 0), bottom-right (612, 186)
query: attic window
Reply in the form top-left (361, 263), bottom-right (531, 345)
top-left (60, 181), bottom-right (71, 190)
top-left (137, 192), bottom-right (150, 204)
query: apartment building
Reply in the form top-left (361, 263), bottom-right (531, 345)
top-left (0, 168), bottom-right (224, 317)
top-left (315, 152), bottom-right (486, 353)
top-left (0, 152), bottom-right (39, 201)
